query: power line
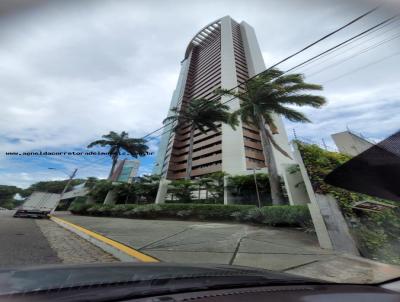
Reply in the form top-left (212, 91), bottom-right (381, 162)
top-left (296, 17), bottom-right (400, 73)
top-left (306, 31), bottom-right (400, 78)
top-left (267, 5), bottom-right (381, 70)
top-left (147, 13), bottom-right (399, 144)
top-left (142, 6), bottom-right (381, 140)
top-left (284, 13), bottom-right (400, 74)
top-left (322, 51), bottom-right (400, 84)
top-left (78, 155), bottom-right (110, 170)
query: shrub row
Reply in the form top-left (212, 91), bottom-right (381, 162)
top-left (68, 203), bottom-right (312, 228)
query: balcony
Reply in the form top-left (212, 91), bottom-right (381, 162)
top-left (243, 129), bottom-right (261, 140)
top-left (192, 144), bottom-right (221, 158)
top-left (244, 140), bottom-right (263, 150)
top-left (245, 150), bottom-right (265, 161)
top-left (192, 153), bottom-right (222, 168)
top-left (246, 160), bottom-right (266, 169)
top-left (191, 163), bottom-right (222, 177)
top-left (168, 163), bottom-right (187, 171)
top-left (193, 135), bottom-right (222, 149)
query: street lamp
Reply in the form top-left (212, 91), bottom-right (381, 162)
top-left (48, 167), bottom-right (78, 198)
top-left (253, 167), bottom-right (262, 208)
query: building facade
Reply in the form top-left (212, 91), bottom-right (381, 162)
top-left (154, 16), bottom-right (293, 181)
top-left (110, 159), bottom-right (140, 183)
top-left (331, 130), bottom-right (374, 157)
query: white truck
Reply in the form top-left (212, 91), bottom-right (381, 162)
top-left (14, 192), bottom-right (61, 218)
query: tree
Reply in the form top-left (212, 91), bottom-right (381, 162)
top-left (216, 69), bottom-right (326, 205)
top-left (226, 173), bottom-right (270, 206)
top-left (196, 177), bottom-right (213, 200)
top-left (88, 180), bottom-right (115, 203)
top-left (163, 99), bottom-right (238, 179)
top-left (87, 131), bottom-right (148, 178)
top-left (207, 171), bottom-right (228, 203)
top-left (84, 177), bottom-right (99, 189)
top-left (0, 185), bottom-right (22, 209)
top-left (20, 179), bottom-right (85, 197)
top-left (168, 179), bottom-right (196, 203)
top-left (135, 174), bottom-right (161, 203)
top-left (114, 182), bottom-right (137, 204)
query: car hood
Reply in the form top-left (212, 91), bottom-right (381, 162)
top-left (0, 262), bottom-right (324, 295)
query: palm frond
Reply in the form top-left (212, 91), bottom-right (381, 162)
top-left (278, 94), bottom-right (326, 108)
top-left (273, 73), bottom-right (304, 85)
top-left (87, 139), bottom-right (111, 148)
top-left (273, 105), bottom-right (311, 123)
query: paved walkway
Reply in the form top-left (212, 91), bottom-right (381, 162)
top-left (36, 219), bottom-right (118, 264)
top-left (54, 215), bottom-right (332, 269)
top-left (55, 213), bottom-right (400, 283)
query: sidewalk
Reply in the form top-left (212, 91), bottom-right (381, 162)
top-left (54, 213), bottom-right (400, 283)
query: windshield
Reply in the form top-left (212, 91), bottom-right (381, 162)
top-left (1, 0), bottom-right (399, 291)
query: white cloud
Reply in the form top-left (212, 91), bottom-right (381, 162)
top-left (0, 0), bottom-right (398, 187)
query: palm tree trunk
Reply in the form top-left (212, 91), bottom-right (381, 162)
top-left (257, 118), bottom-right (285, 205)
top-left (108, 158), bottom-right (118, 180)
top-left (185, 126), bottom-right (195, 179)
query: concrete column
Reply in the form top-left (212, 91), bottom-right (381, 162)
top-left (220, 16), bottom-right (247, 176)
top-left (103, 189), bottom-right (117, 205)
top-left (282, 163), bottom-right (310, 205)
top-left (315, 193), bottom-right (360, 255)
top-left (293, 143), bottom-right (333, 249)
top-left (155, 179), bottom-right (171, 204)
top-left (223, 176), bottom-right (229, 205)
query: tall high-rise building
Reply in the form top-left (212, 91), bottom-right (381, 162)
top-left (154, 16), bottom-right (293, 180)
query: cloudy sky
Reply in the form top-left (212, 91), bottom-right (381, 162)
top-left (0, 0), bottom-right (399, 188)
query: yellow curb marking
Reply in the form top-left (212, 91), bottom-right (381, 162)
top-left (51, 216), bottom-right (159, 263)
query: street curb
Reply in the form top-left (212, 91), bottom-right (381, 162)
top-left (50, 216), bottom-right (159, 263)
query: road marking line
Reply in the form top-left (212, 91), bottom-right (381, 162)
top-left (50, 216), bottom-right (159, 263)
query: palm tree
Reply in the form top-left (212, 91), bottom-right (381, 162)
top-left (164, 98), bottom-right (238, 179)
top-left (87, 131), bottom-right (148, 179)
top-left (216, 69), bottom-right (326, 205)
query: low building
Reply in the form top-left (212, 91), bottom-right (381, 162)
top-left (331, 130), bottom-right (374, 156)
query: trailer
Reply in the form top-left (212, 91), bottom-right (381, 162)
top-left (13, 192), bottom-right (61, 219)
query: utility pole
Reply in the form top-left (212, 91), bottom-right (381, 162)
top-left (253, 168), bottom-right (261, 208)
top-left (292, 128), bottom-right (298, 140)
top-left (60, 168), bottom-right (78, 199)
top-left (322, 138), bottom-right (328, 150)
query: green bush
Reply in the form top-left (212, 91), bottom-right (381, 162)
top-left (260, 205), bottom-right (311, 227)
top-left (165, 199), bottom-right (224, 204)
top-left (128, 204), bottom-right (163, 219)
top-left (68, 203), bottom-right (92, 214)
top-left (109, 204), bottom-right (137, 217)
top-left (70, 202), bottom-right (312, 228)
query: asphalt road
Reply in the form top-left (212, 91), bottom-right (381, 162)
top-left (0, 210), bottom-right (61, 268)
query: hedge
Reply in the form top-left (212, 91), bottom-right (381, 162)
top-left (68, 203), bottom-right (312, 228)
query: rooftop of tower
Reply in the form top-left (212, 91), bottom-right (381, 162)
top-left (184, 16), bottom-right (238, 60)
